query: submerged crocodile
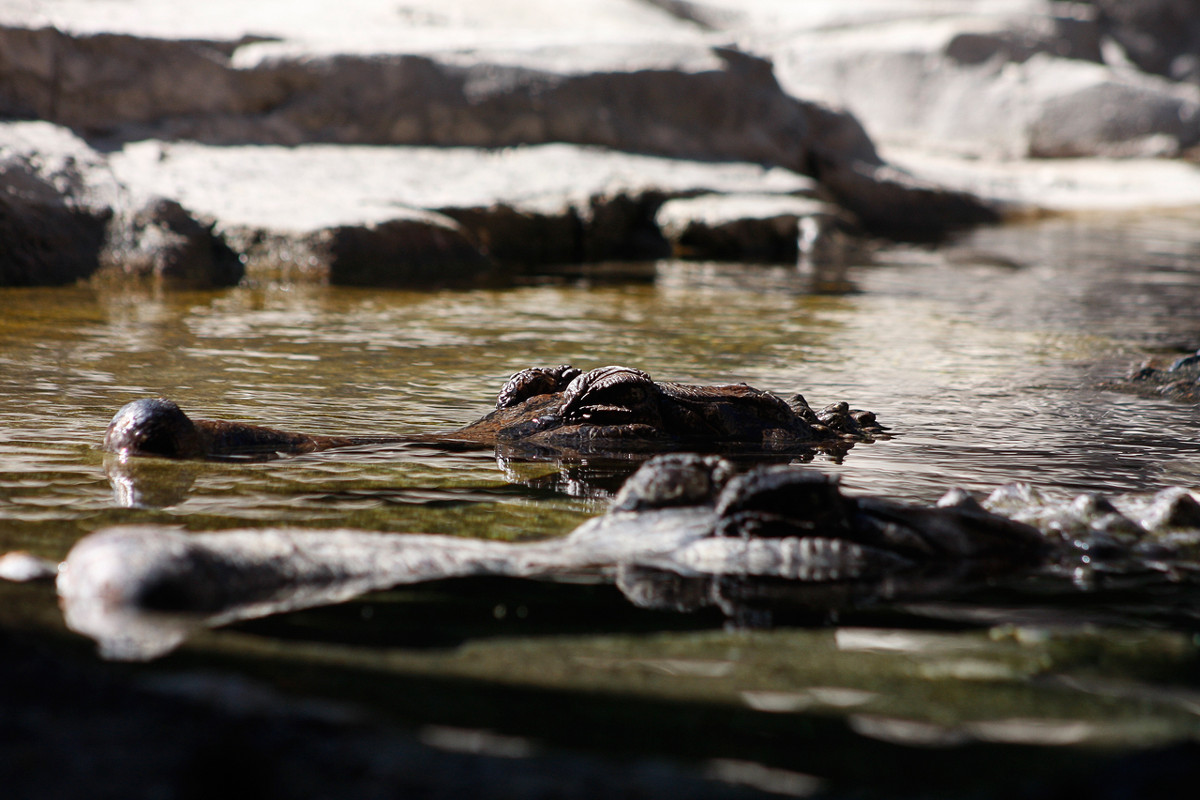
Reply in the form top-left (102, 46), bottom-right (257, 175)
top-left (102, 364), bottom-right (886, 460)
top-left (51, 454), bottom-right (1052, 660)
top-left (1107, 349), bottom-right (1200, 403)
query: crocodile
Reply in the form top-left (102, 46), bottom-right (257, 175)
top-left (53, 454), bottom-right (1052, 660)
top-left (1107, 349), bottom-right (1200, 403)
top-left (101, 364), bottom-right (886, 461)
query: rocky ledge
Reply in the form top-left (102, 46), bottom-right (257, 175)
top-left (2, 0), bottom-right (1199, 288)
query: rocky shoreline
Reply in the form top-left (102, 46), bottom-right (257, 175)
top-left (2, 0), bottom-right (1200, 288)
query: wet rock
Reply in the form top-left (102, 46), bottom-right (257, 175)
top-left (577, 189), bottom-right (675, 263)
top-left (224, 214), bottom-right (492, 286)
top-left (441, 204), bottom-right (583, 266)
top-left (656, 193), bottom-right (852, 263)
top-left (309, 213), bottom-right (494, 287)
top-left (97, 197), bottom-right (244, 288)
top-left (0, 183), bottom-right (107, 285)
top-left (104, 140), bottom-right (822, 276)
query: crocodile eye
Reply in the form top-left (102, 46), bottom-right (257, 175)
top-left (560, 366), bottom-right (654, 414)
top-left (103, 397), bottom-right (202, 458)
top-left (496, 365), bottom-right (581, 409)
top-left (591, 383), bottom-right (647, 405)
top-left (715, 465), bottom-right (852, 533)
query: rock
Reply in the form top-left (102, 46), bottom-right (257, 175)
top-left (309, 213), bottom-right (494, 287)
top-left (882, 148), bottom-right (1200, 213)
top-left (657, 194), bottom-right (849, 263)
top-left (0, 551), bottom-right (57, 582)
top-left (1024, 56), bottom-right (1200, 158)
top-left (0, 122), bottom-right (115, 285)
top-left (765, 8), bottom-right (1200, 160)
top-left (0, 25), bottom-right (820, 161)
top-left (97, 197), bottom-right (244, 288)
top-left (8, 0), bottom-right (1200, 287)
top-left (442, 204), bottom-right (583, 267)
top-left (1107, 349), bottom-right (1200, 404)
top-left (0, 182), bottom-right (107, 286)
top-left (104, 139), bottom-right (824, 274)
top-left (1083, 0), bottom-right (1200, 83)
top-left (221, 213), bottom-right (492, 287)
top-left (0, 27), bottom-right (246, 135)
top-left (0, 123), bottom-right (244, 288)
top-left (943, 16), bottom-right (1102, 66)
top-left (0, 15), bottom-right (998, 243)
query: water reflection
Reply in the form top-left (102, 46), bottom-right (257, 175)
top-left (105, 455), bottom-right (198, 508)
top-left (656, 258), bottom-right (858, 296)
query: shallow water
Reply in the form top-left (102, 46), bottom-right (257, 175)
top-left (4, 210), bottom-right (1200, 796)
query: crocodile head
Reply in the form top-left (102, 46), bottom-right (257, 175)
top-left (573, 453), bottom-right (1049, 590)
top-left (103, 398), bottom-right (206, 459)
top-left (460, 365), bottom-right (884, 455)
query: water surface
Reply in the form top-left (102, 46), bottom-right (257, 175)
top-left (4, 210), bottom-right (1200, 796)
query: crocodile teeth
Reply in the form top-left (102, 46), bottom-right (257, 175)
top-left (673, 536), bottom-right (895, 582)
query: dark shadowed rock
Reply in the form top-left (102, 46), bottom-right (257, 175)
top-left (0, 186), bottom-right (108, 285)
top-left (0, 27), bottom-right (245, 134)
top-left (0, 122), bottom-right (117, 285)
top-left (97, 197), bottom-right (244, 288)
top-left (657, 194), bottom-right (853, 263)
top-left (1083, 0), bottom-right (1200, 83)
top-left (309, 214), bottom-right (494, 287)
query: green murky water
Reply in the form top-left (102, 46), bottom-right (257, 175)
top-left (5, 211), bottom-right (1200, 796)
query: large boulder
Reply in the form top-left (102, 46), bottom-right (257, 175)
top-left (764, 8), bottom-right (1200, 160)
top-left (1024, 57), bottom-right (1200, 158)
top-left (0, 122), bottom-right (114, 285)
top-left (105, 140), bottom-right (822, 275)
top-left (307, 214), bottom-right (494, 288)
top-left (656, 194), bottom-right (851, 263)
top-left (0, 20), bottom-right (998, 239)
top-left (0, 122), bottom-right (246, 288)
top-left (97, 197), bottom-right (244, 288)
top-left (1083, 0), bottom-right (1200, 83)
top-left (12, 0), bottom-right (1200, 287)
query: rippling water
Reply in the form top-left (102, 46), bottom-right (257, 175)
top-left (4, 212), bottom-right (1200, 553)
top-left (5, 211), bottom-right (1200, 796)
